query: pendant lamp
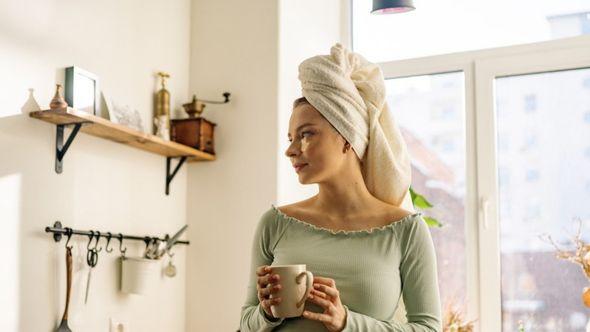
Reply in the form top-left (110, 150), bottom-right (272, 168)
top-left (371, 0), bottom-right (415, 14)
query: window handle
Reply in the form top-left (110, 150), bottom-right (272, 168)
top-left (479, 197), bottom-right (490, 230)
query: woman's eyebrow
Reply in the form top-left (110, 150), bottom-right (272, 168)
top-left (288, 123), bottom-right (315, 137)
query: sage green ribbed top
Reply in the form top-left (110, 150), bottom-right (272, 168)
top-left (239, 204), bottom-right (442, 332)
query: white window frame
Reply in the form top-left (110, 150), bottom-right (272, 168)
top-left (474, 37), bottom-right (590, 331)
top-left (344, 4), bottom-right (590, 328)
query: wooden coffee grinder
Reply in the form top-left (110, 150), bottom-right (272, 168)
top-left (170, 92), bottom-right (230, 155)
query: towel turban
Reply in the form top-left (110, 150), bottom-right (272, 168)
top-left (297, 43), bottom-right (414, 211)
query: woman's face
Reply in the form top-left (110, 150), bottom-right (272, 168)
top-left (285, 103), bottom-right (352, 184)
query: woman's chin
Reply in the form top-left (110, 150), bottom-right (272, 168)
top-left (297, 173), bottom-right (312, 184)
top-left (299, 174), bottom-right (322, 185)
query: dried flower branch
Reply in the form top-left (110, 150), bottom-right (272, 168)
top-left (442, 297), bottom-right (478, 332)
top-left (538, 217), bottom-right (590, 279)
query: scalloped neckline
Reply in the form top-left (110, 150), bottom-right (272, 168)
top-left (270, 204), bottom-right (421, 236)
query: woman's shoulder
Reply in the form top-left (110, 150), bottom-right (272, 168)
top-left (257, 203), bottom-right (298, 233)
top-left (270, 199), bottom-right (317, 224)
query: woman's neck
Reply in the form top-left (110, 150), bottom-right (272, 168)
top-left (313, 177), bottom-right (378, 218)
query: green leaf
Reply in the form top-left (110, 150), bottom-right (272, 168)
top-left (410, 187), bottom-right (433, 209)
top-left (423, 216), bottom-right (443, 228)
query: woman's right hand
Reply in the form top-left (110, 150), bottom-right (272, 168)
top-left (256, 265), bottom-right (282, 320)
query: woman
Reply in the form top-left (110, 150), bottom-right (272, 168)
top-left (239, 44), bottom-right (441, 332)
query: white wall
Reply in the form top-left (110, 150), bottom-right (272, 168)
top-left (185, 0), bottom-right (346, 330)
top-left (0, 0), bottom-right (191, 331)
top-left (185, 0), bottom-right (280, 330)
top-left (277, 0), bottom-right (350, 205)
top-left (1, 0), bottom-right (351, 330)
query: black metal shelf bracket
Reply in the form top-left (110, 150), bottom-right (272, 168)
top-left (55, 123), bottom-right (82, 174)
top-left (166, 156), bottom-right (187, 195)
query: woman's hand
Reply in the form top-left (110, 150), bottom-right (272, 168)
top-left (303, 276), bottom-right (347, 332)
top-left (256, 265), bottom-right (282, 320)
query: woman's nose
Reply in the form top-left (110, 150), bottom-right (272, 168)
top-left (285, 141), bottom-right (300, 158)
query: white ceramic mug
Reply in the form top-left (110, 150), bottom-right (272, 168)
top-left (120, 257), bottom-right (159, 295)
top-left (269, 264), bottom-right (314, 318)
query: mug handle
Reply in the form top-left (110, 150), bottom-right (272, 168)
top-left (295, 271), bottom-right (314, 309)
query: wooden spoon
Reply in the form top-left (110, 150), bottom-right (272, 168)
top-left (56, 247), bottom-right (73, 332)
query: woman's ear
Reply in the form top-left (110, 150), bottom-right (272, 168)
top-left (343, 141), bottom-right (351, 153)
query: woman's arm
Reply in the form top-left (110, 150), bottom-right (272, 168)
top-left (341, 216), bottom-right (442, 332)
top-left (240, 209), bottom-right (285, 332)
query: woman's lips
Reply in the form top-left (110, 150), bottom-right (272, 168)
top-left (294, 164), bottom-right (308, 173)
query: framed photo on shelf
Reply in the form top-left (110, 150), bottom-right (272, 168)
top-left (65, 66), bottom-right (100, 116)
top-left (102, 92), bottom-right (145, 133)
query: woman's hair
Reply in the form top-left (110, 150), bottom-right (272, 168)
top-left (293, 96), bottom-right (310, 109)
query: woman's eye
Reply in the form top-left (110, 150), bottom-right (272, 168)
top-left (288, 131), bottom-right (313, 143)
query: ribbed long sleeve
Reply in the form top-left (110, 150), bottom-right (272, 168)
top-left (239, 205), bottom-right (442, 332)
top-left (341, 217), bottom-right (441, 331)
top-left (240, 208), bottom-right (287, 332)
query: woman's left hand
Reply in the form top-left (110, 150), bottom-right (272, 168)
top-left (302, 276), bottom-right (347, 332)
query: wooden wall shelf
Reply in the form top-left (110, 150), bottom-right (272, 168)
top-left (30, 107), bottom-right (215, 195)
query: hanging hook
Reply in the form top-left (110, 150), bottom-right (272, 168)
top-left (105, 232), bottom-right (113, 253)
top-left (118, 233), bottom-right (127, 257)
top-left (143, 236), bottom-right (152, 257)
top-left (64, 227), bottom-right (73, 249)
top-left (86, 230), bottom-right (99, 267)
top-left (166, 246), bottom-right (175, 258)
top-left (92, 231), bottom-right (103, 252)
top-left (87, 230), bottom-right (95, 250)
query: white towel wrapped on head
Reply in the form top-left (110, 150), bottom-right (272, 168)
top-left (298, 43), bottom-right (414, 211)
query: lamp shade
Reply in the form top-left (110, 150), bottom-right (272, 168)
top-left (371, 0), bottom-right (415, 14)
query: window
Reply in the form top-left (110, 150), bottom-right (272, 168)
top-left (353, 3), bottom-right (590, 328)
top-left (498, 167), bottom-right (510, 187)
top-left (496, 68), bottom-right (590, 331)
top-left (497, 131), bottom-right (510, 152)
top-left (525, 169), bottom-right (540, 182)
top-left (523, 134), bottom-right (538, 151)
top-left (385, 71), bottom-right (467, 320)
top-left (524, 94), bottom-right (537, 112)
top-left (524, 203), bottom-right (541, 220)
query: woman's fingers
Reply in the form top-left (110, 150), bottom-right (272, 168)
top-left (302, 310), bottom-right (331, 323)
top-left (255, 265), bottom-right (284, 319)
top-left (257, 273), bottom-right (280, 289)
top-left (262, 297), bottom-right (282, 307)
top-left (313, 276), bottom-right (336, 286)
top-left (314, 283), bottom-right (339, 299)
top-left (307, 293), bottom-right (336, 312)
top-left (311, 289), bottom-right (327, 299)
top-left (259, 283), bottom-right (282, 297)
top-left (256, 265), bottom-right (271, 276)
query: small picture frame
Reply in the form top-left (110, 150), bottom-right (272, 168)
top-left (102, 92), bottom-right (145, 133)
top-left (65, 66), bottom-right (100, 116)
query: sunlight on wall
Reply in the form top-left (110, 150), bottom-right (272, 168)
top-left (0, 173), bottom-right (21, 331)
